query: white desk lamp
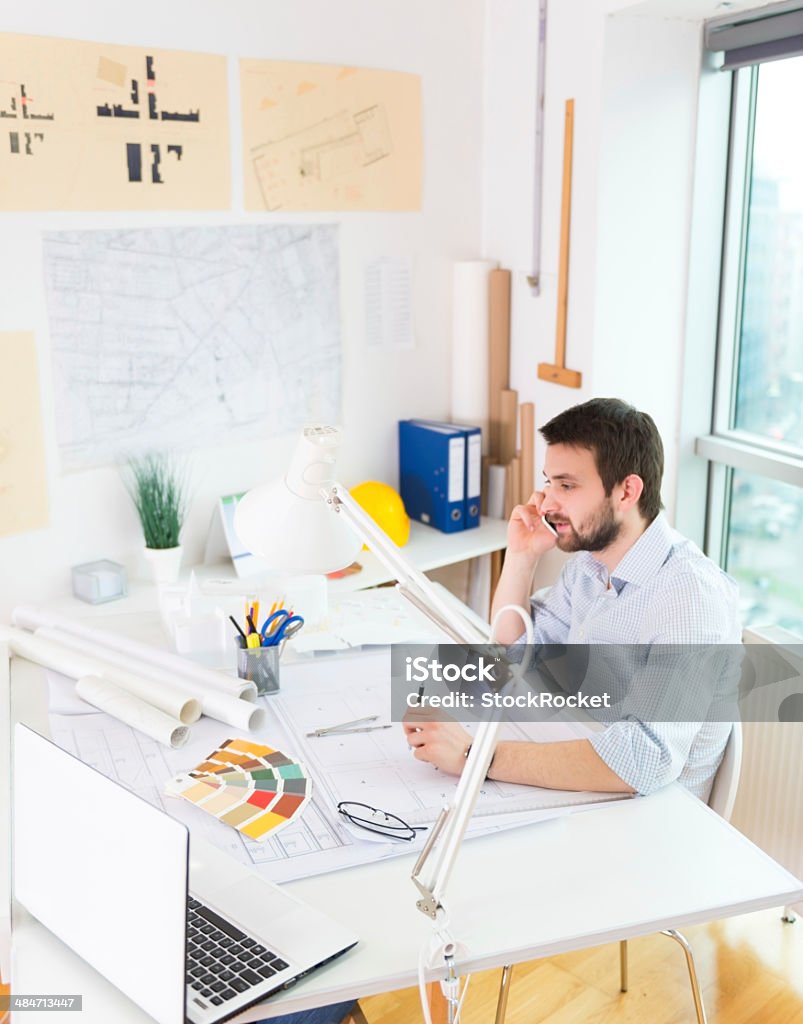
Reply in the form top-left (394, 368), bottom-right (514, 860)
top-left (235, 426), bottom-right (533, 1024)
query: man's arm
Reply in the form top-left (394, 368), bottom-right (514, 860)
top-left (491, 492), bottom-right (558, 643)
top-left (402, 718), bottom-right (635, 793)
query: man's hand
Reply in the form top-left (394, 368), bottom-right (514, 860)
top-left (403, 710), bottom-right (472, 776)
top-left (507, 491), bottom-right (558, 558)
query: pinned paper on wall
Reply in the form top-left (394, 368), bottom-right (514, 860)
top-left (43, 224), bottom-right (341, 469)
top-left (240, 58), bottom-right (422, 211)
top-left (0, 32), bottom-right (229, 210)
top-left (0, 332), bottom-right (49, 537)
top-left (365, 259), bottom-right (413, 350)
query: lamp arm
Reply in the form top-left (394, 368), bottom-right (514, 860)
top-left (412, 718), bottom-right (501, 918)
top-left (322, 484), bottom-right (490, 646)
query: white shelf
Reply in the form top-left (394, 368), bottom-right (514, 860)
top-left (327, 516), bottom-right (508, 593)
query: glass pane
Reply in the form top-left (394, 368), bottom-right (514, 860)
top-left (736, 58), bottom-right (803, 449)
top-left (725, 468), bottom-right (803, 635)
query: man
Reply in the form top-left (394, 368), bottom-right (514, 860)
top-left (404, 398), bottom-right (741, 800)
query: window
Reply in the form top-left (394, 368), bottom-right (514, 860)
top-left (696, 44), bottom-right (803, 636)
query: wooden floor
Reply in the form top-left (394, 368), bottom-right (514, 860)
top-left (358, 908), bottom-right (803, 1024)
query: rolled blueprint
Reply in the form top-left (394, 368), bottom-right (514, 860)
top-left (12, 606), bottom-right (249, 697)
top-left (191, 689), bottom-right (267, 732)
top-left (33, 627), bottom-right (202, 724)
top-left (75, 676), bottom-right (189, 749)
top-left (11, 606), bottom-right (256, 701)
top-left (8, 628), bottom-right (204, 721)
top-left (451, 260), bottom-right (496, 448)
top-left (35, 623), bottom-right (258, 704)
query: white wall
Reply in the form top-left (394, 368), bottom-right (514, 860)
top-left (0, 0), bottom-right (486, 617)
top-left (482, 0), bottom-right (722, 529)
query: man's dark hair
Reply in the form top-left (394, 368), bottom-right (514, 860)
top-left (540, 398), bottom-right (664, 522)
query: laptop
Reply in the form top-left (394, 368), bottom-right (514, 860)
top-left (12, 724), bottom-right (358, 1024)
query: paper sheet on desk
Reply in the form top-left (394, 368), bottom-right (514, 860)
top-left (289, 588), bottom-right (450, 654)
top-left (268, 654), bottom-right (625, 828)
top-left (47, 650), bottom-right (624, 884)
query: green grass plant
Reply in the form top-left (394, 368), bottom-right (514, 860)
top-left (126, 453), bottom-right (187, 550)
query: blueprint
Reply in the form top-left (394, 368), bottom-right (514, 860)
top-left (48, 649), bottom-right (622, 884)
top-left (240, 59), bottom-right (422, 212)
top-left (49, 702), bottom-right (368, 885)
top-left (42, 225), bottom-right (340, 469)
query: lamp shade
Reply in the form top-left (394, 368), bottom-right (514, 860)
top-left (233, 427), bottom-right (362, 574)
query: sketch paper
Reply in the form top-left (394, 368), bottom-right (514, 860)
top-left (240, 59), bottom-right (422, 211)
top-left (0, 331), bottom-right (48, 537)
top-left (0, 33), bottom-right (229, 210)
top-left (42, 225), bottom-right (340, 469)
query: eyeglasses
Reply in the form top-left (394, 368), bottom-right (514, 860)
top-left (337, 801), bottom-right (428, 842)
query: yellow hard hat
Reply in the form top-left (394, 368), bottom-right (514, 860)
top-left (350, 481), bottom-right (411, 548)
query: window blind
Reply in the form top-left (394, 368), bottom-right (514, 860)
top-left (705, 1), bottom-right (803, 68)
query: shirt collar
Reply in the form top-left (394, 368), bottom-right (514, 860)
top-left (576, 512), bottom-right (674, 591)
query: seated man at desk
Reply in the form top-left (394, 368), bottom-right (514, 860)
top-left (404, 397), bottom-right (741, 800)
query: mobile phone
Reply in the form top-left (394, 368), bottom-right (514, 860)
top-left (541, 516), bottom-right (558, 538)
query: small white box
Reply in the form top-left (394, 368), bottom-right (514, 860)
top-left (71, 559), bottom-right (128, 604)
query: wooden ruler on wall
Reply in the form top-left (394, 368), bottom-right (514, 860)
top-left (538, 97), bottom-right (582, 388)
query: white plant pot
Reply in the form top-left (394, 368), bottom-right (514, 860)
top-left (141, 544), bottom-right (183, 584)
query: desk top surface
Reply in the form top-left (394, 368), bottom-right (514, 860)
top-left (9, 768), bottom-right (803, 1023)
top-left (5, 631), bottom-right (803, 1024)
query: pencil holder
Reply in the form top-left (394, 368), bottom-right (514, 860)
top-left (237, 646), bottom-right (280, 696)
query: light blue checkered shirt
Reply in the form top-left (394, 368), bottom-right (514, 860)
top-left (529, 513), bottom-right (741, 799)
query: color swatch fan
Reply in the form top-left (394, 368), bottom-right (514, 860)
top-left (166, 737), bottom-right (311, 841)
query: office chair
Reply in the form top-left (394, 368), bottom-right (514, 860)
top-left (492, 723), bottom-right (744, 1024)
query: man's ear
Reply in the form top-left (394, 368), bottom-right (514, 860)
top-left (617, 474), bottom-right (644, 511)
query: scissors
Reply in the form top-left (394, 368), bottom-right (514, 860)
top-left (260, 610), bottom-right (305, 647)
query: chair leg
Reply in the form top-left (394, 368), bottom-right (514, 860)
top-left (619, 939), bottom-right (628, 992)
top-left (493, 964), bottom-right (514, 1024)
top-left (661, 929), bottom-right (708, 1024)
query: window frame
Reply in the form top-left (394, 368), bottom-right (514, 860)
top-left (693, 58), bottom-right (803, 612)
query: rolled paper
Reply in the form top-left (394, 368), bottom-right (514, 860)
top-left (194, 688), bottom-right (267, 732)
top-left (75, 675), bottom-right (189, 749)
top-left (32, 622), bottom-right (254, 704)
top-left (11, 606), bottom-right (252, 700)
top-left (34, 627), bottom-right (202, 724)
top-left (451, 260), bottom-right (496, 448)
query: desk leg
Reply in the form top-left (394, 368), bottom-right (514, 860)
top-left (426, 981), bottom-right (449, 1024)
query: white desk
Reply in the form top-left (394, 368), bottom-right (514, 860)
top-left (8, 784), bottom-right (803, 1023)
top-left (4, 638), bottom-right (803, 1023)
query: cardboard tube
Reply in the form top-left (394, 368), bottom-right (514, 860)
top-left (520, 402), bottom-right (535, 503)
top-left (499, 389), bottom-right (518, 465)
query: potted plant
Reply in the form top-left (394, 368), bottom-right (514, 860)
top-left (126, 453), bottom-right (188, 583)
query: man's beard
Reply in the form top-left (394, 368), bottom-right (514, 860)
top-left (553, 499), bottom-right (621, 553)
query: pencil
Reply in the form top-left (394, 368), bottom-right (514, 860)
top-left (229, 615), bottom-right (247, 641)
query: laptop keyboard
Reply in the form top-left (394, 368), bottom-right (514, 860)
top-left (186, 896), bottom-right (289, 1008)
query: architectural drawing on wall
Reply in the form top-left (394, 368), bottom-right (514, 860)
top-left (0, 33), bottom-right (229, 210)
top-left (240, 59), bottom-right (422, 211)
top-left (43, 225), bottom-right (341, 470)
top-left (0, 332), bottom-right (49, 537)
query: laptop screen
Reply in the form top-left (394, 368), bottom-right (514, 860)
top-left (13, 725), bottom-right (188, 1024)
